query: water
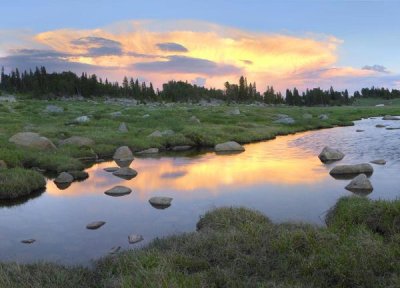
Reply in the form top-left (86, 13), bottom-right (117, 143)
top-left (1, 117), bottom-right (400, 265)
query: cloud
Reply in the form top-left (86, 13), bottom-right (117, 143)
top-left (362, 64), bottom-right (389, 74)
top-left (135, 55), bottom-right (242, 76)
top-left (71, 36), bottom-right (122, 56)
top-left (156, 42), bottom-right (188, 52)
top-left (241, 59), bottom-right (253, 65)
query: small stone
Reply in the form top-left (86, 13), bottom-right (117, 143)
top-left (189, 115), bottom-right (201, 124)
top-left (370, 159), bottom-right (386, 165)
top-left (104, 186), bottom-right (132, 197)
top-left (21, 239), bottom-right (35, 244)
top-left (113, 146), bottom-right (134, 162)
top-left (118, 122), bottom-right (128, 133)
top-left (86, 221), bottom-right (106, 230)
top-left (215, 141), bottom-right (245, 153)
top-left (149, 196), bottom-right (173, 209)
top-left (110, 111), bottom-right (122, 117)
top-left (44, 105), bottom-right (63, 113)
top-left (59, 136), bottom-right (94, 147)
top-left (128, 234), bottom-right (144, 244)
top-left (303, 113), bottom-right (313, 119)
top-left (330, 163), bottom-right (374, 177)
top-left (148, 130), bottom-right (162, 137)
top-left (142, 114), bottom-right (150, 118)
top-left (74, 116), bottom-right (90, 123)
top-left (54, 172), bottom-right (74, 184)
top-left (228, 108), bottom-right (240, 115)
top-left (67, 170), bottom-right (89, 181)
top-left (356, 129), bottom-right (364, 132)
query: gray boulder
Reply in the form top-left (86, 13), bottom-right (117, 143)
top-left (67, 170), bottom-right (89, 181)
top-left (110, 111), bottom-right (122, 117)
top-left (128, 234), bottom-right (144, 244)
top-left (376, 124), bottom-right (386, 128)
top-left (345, 174), bottom-right (373, 194)
top-left (59, 136), bottom-right (94, 147)
top-left (54, 172), bottom-right (74, 184)
top-left (74, 116), bottom-right (90, 123)
top-left (318, 146), bottom-right (345, 163)
top-left (104, 167), bottom-right (119, 172)
top-left (215, 141), bottom-right (245, 153)
top-left (330, 163), bottom-right (373, 177)
top-left (149, 197), bottom-right (173, 209)
top-left (274, 114), bottom-right (295, 124)
top-left (113, 146), bottom-right (134, 161)
top-left (148, 130), bottom-right (163, 137)
top-left (142, 114), bottom-right (150, 118)
top-left (9, 132), bottom-right (56, 151)
top-left (86, 221), bottom-right (106, 230)
top-left (104, 186), bottom-right (132, 197)
top-left (112, 167), bottom-right (138, 180)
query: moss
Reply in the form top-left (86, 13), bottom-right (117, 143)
top-left (0, 168), bottom-right (46, 199)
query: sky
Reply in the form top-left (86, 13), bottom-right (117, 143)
top-left (1, 0), bottom-right (400, 92)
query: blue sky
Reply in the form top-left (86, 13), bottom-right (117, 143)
top-left (1, 0), bottom-right (399, 91)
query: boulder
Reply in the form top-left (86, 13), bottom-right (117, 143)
top-left (228, 108), bottom-right (240, 115)
top-left (118, 122), bottom-right (128, 133)
top-left (86, 221), bottom-right (106, 230)
top-left (112, 167), bottom-right (138, 180)
top-left (113, 146), bottom-right (134, 161)
top-left (189, 116), bottom-right (201, 124)
top-left (370, 159), bottom-right (386, 165)
top-left (318, 114), bottom-right (329, 120)
top-left (54, 172), bottom-right (74, 184)
top-left (137, 148), bottom-right (159, 154)
top-left (74, 116), bottom-right (90, 123)
top-left (149, 197), bottom-right (173, 209)
top-left (110, 111), bottom-right (122, 117)
top-left (383, 115), bottom-right (400, 120)
top-left (0, 160), bottom-right (7, 169)
top-left (44, 105), bottom-right (63, 113)
top-left (330, 163), bottom-right (374, 178)
top-left (67, 170), bottom-right (89, 181)
top-left (148, 130), bottom-right (163, 137)
top-left (215, 141), bottom-right (245, 153)
top-left (345, 174), bottom-right (373, 194)
top-left (128, 234), bottom-right (144, 244)
top-left (376, 124), bottom-right (386, 128)
top-left (356, 129), bottom-right (364, 132)
top-left (9, 132), bottom-right (56, 151)
top-left (59, 136), bottom-right (94, 147)
top-left (318, 147), bottom-right (345, 163)
top-left (104, 186), bottom-right (132, 197)
top-left (274, 117), bottom-right (295, 124)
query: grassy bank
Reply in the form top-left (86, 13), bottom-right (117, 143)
top-left (0, 196), bottom-right (399, 287)
top-left (0, 97), bottom-right (399, 174)
top-left (0, 168), bottom-right (46, 200)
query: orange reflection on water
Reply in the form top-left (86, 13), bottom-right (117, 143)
top-left (46, 133), bottom-right (328, 198)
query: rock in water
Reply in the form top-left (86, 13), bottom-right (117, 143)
top-left (112, 167), bottom-right (138, 180)
top-left (54, 172), bottom-right (74, 184)
top-left (370, 159), bottom-right (386, 165)
top-left (318, 146), bottom-right (345, 163)
top-left (128, 234), bottom-right (144, 244)
top-left (104, 186), bottom-right (132, 197)
top-left (113, 146), bottom-right (134, 161)
top-left (376, 124), bottom-right (386, 128)
top-left (149, 196), bottom-right (173, 209)
top-left (9, 132), bottom-right (56, 151)
top-left (356, 129), bottom-right (364, 132)
top-left (86, 221), bottom-right (106, 230)
top-left (215, 141), bottom-right (245, 153)
top-left (345, 174), bottom-right (373, 194)
top-left (21, 239), bottom-right (36, 244)
top-left (104, 167), bottom-right (119, 172)
top-left (383, 115), bottom-right (400, 120)
top-left (329, 163), bottom-right (373, 178)
top-left (67, 170), bottom-right (89, 181)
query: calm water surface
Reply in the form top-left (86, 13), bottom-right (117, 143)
top-left (1, 117), bottom-right (400, 264)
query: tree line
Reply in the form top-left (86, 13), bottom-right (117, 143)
top-left (1, 66), bottom-right (399, 105)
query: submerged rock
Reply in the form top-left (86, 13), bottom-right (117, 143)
top-left (112, 167), bottom-right (138, 180)
top-left (356, 129), bottom-right (364, 132)
top-left (376, 124), bottom-right (386, 128)
top-left (345, 174), bottom-right (373, 194)
top-left (9, 132), bottom-right (56, 151)
top-left (370, 159), bottom-right (386, 165)
top-left (104, 167), bottom-right (119, 172)
top-left (54, 172), bottom-right (74, 184)
top-left (330, 163), bottom-right (373, 178)
top-left (128, 234), bottom-right (144, 244)
top-left (86, 221), bottom-right (106, 230)
top-left (149, 196), bottom-right (173, 209)
top-left (104, 186), bottom-right (132, 197)
top-left (318, 146), bottom-right (345, 163)
top-left (215, 141), bottom-right (245, 153)
top-left (21, 239), bottom-right (36, 244)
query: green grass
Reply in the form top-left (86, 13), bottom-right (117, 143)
top-left (0, 168), bottom-right (46, 199)
top-left (1, 198), bottom-right (399, 287)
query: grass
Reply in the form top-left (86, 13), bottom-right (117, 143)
top-left (0, 197), bottom-right (399, 287)
top-left (0, 168), bottom-right (46, 199)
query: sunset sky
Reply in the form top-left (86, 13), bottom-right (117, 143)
top-left (1, 0), bottom-right (399, 92)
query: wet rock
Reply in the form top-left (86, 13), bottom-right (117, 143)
top-left (228, 108), bottom-right (240, 115)
top-left (215, 141), bottom-right (245, 153)
top-left (68, 170), bottom-right (89, 181)
top-left (59, 136), bottom-right (94, 147)
top-left (112, 167), bottom-right (138, 180)
top-left (109, 246), bottom-right (121, 254)
top-left (318, 146), bottom-right (345, 163)
top-left (149, 196), bottom-right (173, 209)
top-left (356, 129), bottom-right (364, 132)
top-left (74, 115), bottom-right (90, 123)
top-left (137, 148), bottom-right (159, 154)
top-left (386, 127), bottom-right (400, 130)
top-left (21, 239), bottom-right (36, 244)
top-left (128, 234), bottom-right (144, 244)
top-left (189, 115), bottom-right (201, 124)
top-left (345, 174), bottom-right (373, 194)
top-left (370, 159), bottom-right (386, 165)
top-left (376, 124), bottom-right (386, 128)
top-left (318, 114), bottom-right (329, 120)
top-left (54, 172), bottom-right (74, 184)
top-left (44, 105), bottom-right (63, 113)
top-left (104, 186), bottom-right (132, 197)
top-left (104, 167), bottom-right (119, 172)
top-left (9, 132), bottom-right (57, 151)
top-left (118, 122), bottom-right (128, 133)
top-left (0, 160), bottom-right (7, 169)
top-left (330, 163), bottom-right (374, 178)
top-left (86, 221), bottom-right (106, 230)
top-left (383, 115), bottom-right (400, 120)
top-left (171, 145), bottom-right (192, 151)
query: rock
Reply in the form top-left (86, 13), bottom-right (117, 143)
top-left (318, 147), bottom-right (345, 163)
top-left (149, 196), bottom-right (173, 209)
top-left (128, 234), bottom-right (144, 244)
top-left (329, 163), bottom-right (374, 178)
top-left (273, 117), bottom-right (295, 124)
top-left (383, 115), bottom-right (400, 120)
top-left (215, 141), bottom-right (245, 153)
top-left (345, 174), bottom-right (373, 194)
top-left (142, 114), bottom-right (150, 118)
top-left (112, 167), bottom-right (138, 180)
top-left (386, 127), bottom-right (400, 130)
top-left (68, 170), bottom-right (89, 181)
top-left (44, 105), bottom-right (63, 113)
top-left (0, 160), bottom-right (7, 169)
top-left (228, 108), bottom-right (240, 115)
top-left (109, 246), bottom-right (121, 254)
top-left (137, 148), bottom-right (159, 154)
top-left (303, 113), bottom-right (313, 119)
top-left (148, 130), bottom-right (163, 137)
top-left (86, 221), bottom-right (106, 230)
top-left (54, 172), bottom-right (74, 184)
top-left (318, 114), bottom-right (329, 120)
top-left (189, 116), bottom-right (201, 124)
top-left (0, 95), bottom-right (16, 102)
top-left (104, 167), bottom-right (119, 172)
top-left (375, 104), bottom-right (385, 107)
top-left (9, 132), bottom-right (57, 151)
top-left (74, 115), bottom-right (90, 123)
top-left (110, 111), bottom-right (122, 117)
top-left (104, 186), bottom-right (132, 197)
top-left (113, 146), bottom-right (134, 162)
top-left (161, 130), bottom-right (174, 136)
top-left (21, 239), bottom-right (35, 244)
top-left (171, 145), bottom-right (192, 151)
top-left (59, 136), bottom-right (94, 147)
top-left (356, 129), bottom-right (364, 132)
top-left (376, 124), bottom-right (386, 128)
top-left (118, 122), bottom-right (128, 133)
top-left (370, 159), bottom-right (386, 165)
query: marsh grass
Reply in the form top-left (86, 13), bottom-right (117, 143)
top-left (0, 168), bottom-right (46, 199)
